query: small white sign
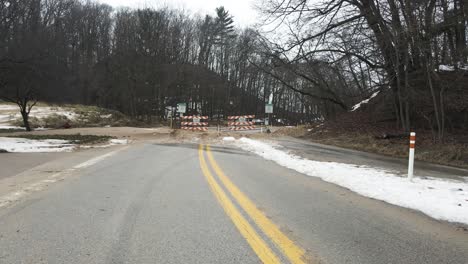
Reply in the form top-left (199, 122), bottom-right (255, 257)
top-left (177, 103), bottom-right (186, 113)
top-left (238, 117), bottom-right (246, 123)
top-left (193, 118), bottom-right (201, 123)
top-left (265, 104), bottom-right (273, 114)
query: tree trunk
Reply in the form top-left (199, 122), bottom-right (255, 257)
top-left (21, 110), bottom-right (32, 131)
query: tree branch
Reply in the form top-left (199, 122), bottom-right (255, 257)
top-left (248, 59), bottom-right (348, 110)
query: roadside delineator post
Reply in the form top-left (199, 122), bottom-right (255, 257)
top-left (408, 132), bottom-right (416, 181)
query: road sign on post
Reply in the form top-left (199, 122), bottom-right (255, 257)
top-left (265, 104), bottom-right (273, 127)
top-left (177, 103), bottom-right (186, 113)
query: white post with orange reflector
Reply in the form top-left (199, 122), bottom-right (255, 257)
top-left (408, 132), bottom-right (416, 181)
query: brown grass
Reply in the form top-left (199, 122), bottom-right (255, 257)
top-left (278, 126), bottom-right (468, 169)
top-left (10, 104), bottom-right (142, 129)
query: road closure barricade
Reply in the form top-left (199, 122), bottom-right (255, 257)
top-left (181, 116), bottom-right (209, 131)
top-left (227, 115), bottom-right (256, 131)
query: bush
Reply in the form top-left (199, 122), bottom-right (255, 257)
top-left (42, 114), bottom-right (71, 129)
top-left (12, 116), bottom-right (43, 129)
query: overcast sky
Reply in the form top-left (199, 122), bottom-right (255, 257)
top-left (97, 0), bottom-right (260, 27)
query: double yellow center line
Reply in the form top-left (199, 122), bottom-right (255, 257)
top-left (198, 144), bottom-right (305, 264)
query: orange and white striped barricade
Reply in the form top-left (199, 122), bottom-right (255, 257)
top-left (180, 116), bottom-right (209, 131)
top-left (408, 132), bottom-right (416, 181)
top-left (227, 115), bottom-right (256, 131)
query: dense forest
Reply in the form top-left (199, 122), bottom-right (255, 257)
top-left (260, 0), bottom-right (468, 142)
top-left (0, 0), bottom-right (467, 141)
top-left (0, 0), bottom-right (316, 130)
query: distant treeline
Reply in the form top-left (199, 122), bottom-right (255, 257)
top-left (1, 0), bottom-right (468, 140)
top-left (0, 0), bottom-right (325, 126)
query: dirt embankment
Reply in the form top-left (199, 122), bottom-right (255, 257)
top-left (273, 125), bottom-right (468, 169)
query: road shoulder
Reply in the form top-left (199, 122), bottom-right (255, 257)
top-left (0, 145), bottom-right (130, 210)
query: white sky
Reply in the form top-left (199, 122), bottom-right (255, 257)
top-left (97, 0), bottom-right (260, 27)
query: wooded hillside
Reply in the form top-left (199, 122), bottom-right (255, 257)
top-left (1, 0), bottom-right (467, 141)
top-left (260, 0), bottom-right (468, 142)
top-left (0, 0), bottom-right (312, 128)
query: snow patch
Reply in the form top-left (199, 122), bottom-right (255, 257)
top-left (233, 137), bottom-right (468, 225)
top-left (28, 107), bottom-right (78, 120)
top-left (0, 137), bottom-right (75, 153)
top-left (438, 64), bottom-right (468, 72)
top-left (34, 127), bottom-right (51, 131)
top-left (0, 114), bottom-right (16, 128)
top-left (439, 65), bottom-right (455, 72)
top-left (351, 91), bottom-right (380, 111)
top-left (109, 139), bottom-right (129, 145)
top-left (0, 104), bottom-right (78, 128)
top-left (223, 137), bottom-right (236, 141)
top-left (0, 105), bottom-right (18, 111)
top-left (81, 138), bottom-right (130, 149)
top-left (0, 125), bottom-right (24, 130)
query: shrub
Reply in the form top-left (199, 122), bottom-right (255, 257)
top-left (12, 116), bottom-right (43, 129)
top-left (42, 114), bottom-right (71, 129)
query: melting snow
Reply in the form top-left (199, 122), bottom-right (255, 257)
top-left (438, 64), bottom-right (468, 72)
top-left (109, 139), bottom-right (129, 145)
top-left (1, 137), bottom-right (131, 151)
top-left (439, 65), bottom-right (455, 72)
top-left (0, 137), bottom-right (75, 153)
top-left (28, 107), bottom-right (78, 120)
top-left (0, 104), bottom-right (78, 128)
top-left (80, 138), bottom-right (130, 149)
top-left (0, 105), bottom-right (18, 111)
top-left (232, 137), bottom-right (468, 225)
top-left (0, 125), bottom-right (24, 130)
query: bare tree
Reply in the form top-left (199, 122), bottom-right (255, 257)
top-left (0, 60), bottom-right (39, 131)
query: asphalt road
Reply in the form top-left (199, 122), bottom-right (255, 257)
top-left (0, 142), bottom-right (467, 264)
top-left (0, 152), bottom-right (69, 180)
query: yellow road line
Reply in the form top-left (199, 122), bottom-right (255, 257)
top-left (206, 145), bottom-right (306, 264)
top-left (198, 144), bottom-right (281, 264)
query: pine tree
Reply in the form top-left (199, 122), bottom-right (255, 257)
top-left (214, 7), bottom-right (235, 45)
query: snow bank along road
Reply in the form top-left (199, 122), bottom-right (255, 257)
top-left (232, 138), bottom-right (468, 226)
top-left (0, 142), bottom-right (467, 263)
